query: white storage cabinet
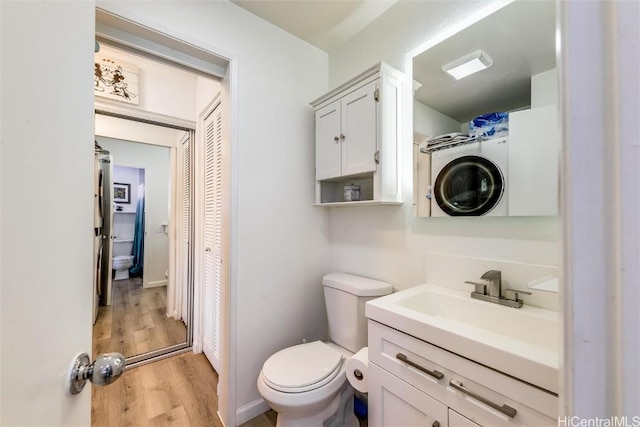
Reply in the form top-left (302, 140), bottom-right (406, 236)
top-left (311, 62), bottom-right (404, 205)
top-left (367, 320), bottom-right (558, 427)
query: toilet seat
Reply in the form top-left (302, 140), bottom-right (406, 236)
top-left (262, 341), bottom-right (344, 393)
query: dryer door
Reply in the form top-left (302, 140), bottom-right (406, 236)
top-left (433, 155), bottom-right (504, 216)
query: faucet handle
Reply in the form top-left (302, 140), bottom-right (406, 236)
top-left (464, 281), bottom-right (487, 295)
top-left (503, 288), bottom-right (532, 302)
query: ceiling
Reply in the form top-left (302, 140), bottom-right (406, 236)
top-left (230, 0), bottom-right (398, 52)
top-left (413, 0), bottom-right (556, 123)
top-left (230, 0), bottom-right (557, 124)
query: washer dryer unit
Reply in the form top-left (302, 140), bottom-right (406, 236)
top-left (430, 137), bottom-right (508, 217)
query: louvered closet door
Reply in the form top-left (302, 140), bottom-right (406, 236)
top-left (202, 101), bottom-right (223, 372)
top-left (181, 136), bottom-right (191, 323)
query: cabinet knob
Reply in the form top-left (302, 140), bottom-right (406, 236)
top-left (334, 136), bottom-right (339, 143)
top-left (340, 133), bottom-right (345, 140)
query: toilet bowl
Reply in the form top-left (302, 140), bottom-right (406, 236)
top-left (112, 255), bottom-right (134, 280)
top-left (257, 341), bottom-right (356, 427)
top-left (257, 273), bottom-right (393, 427)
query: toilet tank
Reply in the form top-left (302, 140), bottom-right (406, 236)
top-left (322, 273), bottom-right (393, 353)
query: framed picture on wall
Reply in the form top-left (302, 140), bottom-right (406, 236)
top-left (94, 55), bottom-right (139, 104)
top-left (113, 183), bottom-right (131, 204)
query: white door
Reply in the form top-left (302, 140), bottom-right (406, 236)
top-left (0, 2), bottom-right (95, 424)
top-left (368, 363), bottom-right (448, 427)
top-left (315, 100), bottom-right (342, 180)
top-left (202, 98), bottom-right (224, 372)
top-left (341, 80), bottom-right (378, 177)
top-left (180, 134), bottom-right (192, 323)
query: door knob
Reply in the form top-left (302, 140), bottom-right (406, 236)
top-left (68, 352), bottom-right (125, 395)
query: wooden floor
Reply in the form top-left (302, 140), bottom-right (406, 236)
top-left (240, 409), bottom-right (277, 427)
top-left (92, 348), bottom-right (375, 427)
top-left (91, 350), bottom-right (279, 427)
top-left (93, 278), bottom-right (187, 359)
top-left (92, 352), bottom-right (223, 427)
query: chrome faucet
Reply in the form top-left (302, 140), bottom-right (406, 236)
top-left (481, 270), bottom-right (502, 297)
top-left (464, 270), bottom-right (531, 308)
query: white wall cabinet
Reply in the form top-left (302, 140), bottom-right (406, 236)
top-left (315, 81), bottom-right (378, 180)
top-left (367, 320), bottom-right (558, 427)
top-left (311, 62), bottom-right (404, 205)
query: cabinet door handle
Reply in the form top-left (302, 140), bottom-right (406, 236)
top-left (396, 353), bottom-right (444, 380)
top-left (449, 379), bottom-right (517, 418)
top-left (340, 133), bottom-right (345, 141)
top-left (334, 136), bottom-right (339, 143)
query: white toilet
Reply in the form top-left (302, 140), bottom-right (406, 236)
top-left (257, 273), bottom-right (393, 427)
top-left (112, 255), bottom-right (134, 280)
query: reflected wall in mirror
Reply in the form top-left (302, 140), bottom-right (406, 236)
top-left (93, 125), bottom-right (190, 361)
top-left (413, 0), bottom-right (559, 218)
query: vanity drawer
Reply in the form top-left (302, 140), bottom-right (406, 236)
top-left (368, 320), bottom-right (558, 426)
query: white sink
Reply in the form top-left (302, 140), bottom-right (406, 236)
top-left (366, 284), bottom-right (559, 393)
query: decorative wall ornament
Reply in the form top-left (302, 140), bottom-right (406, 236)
top-left (113, 182), bottom-right (131, 204)
top-left (94, 56), bottom-right (139, 104)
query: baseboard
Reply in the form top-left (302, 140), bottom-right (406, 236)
top-left (144, 279), bottom-right (167, 288)
top-left (216, 410), bottom-right (226, 427)
top-left (235, 398), bottom-right (270, 425)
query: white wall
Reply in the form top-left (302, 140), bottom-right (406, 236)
top-left (96, 44), bottom-right (219, 121)
top-left (413, 100), bottom-right (461, 138)
top-left (99, 137), bottom-right (171, 289)
top-left (97, 2), bottom-right (331, 423)
top-left (532, 68), bottom-right (558, 108)
top-left (327, 1), bottom-right (561, 303)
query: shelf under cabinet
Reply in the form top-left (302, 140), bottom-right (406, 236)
top-left (316, 172), bottom-right (403, 206)
top-left (314, 200), bottom-right (403, 207)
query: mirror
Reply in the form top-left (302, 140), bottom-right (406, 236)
top-left (93, 123), bottom-right (191, 361)
top-left (413, 0), bottom-right (558, 217)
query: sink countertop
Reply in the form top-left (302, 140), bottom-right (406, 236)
top-left (365, 283), bottom-right (559, 394)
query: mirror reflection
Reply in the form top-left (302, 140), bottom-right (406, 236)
top-left (413, 0), bottom-right (558, 217)
top-left (93, 131), bottom-right (189, 360)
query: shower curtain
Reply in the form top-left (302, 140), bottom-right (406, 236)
top-left (129, 184), bottom-right (145, 276)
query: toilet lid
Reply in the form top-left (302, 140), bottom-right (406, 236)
top-left (262, 341), bottom-right (344, 393)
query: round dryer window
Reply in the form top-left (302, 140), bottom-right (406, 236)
top-left (434, 155), bottom-right (505, 216)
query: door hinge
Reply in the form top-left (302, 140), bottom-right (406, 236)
top-left (374, 150), bottom-right (380, 164)
top-left (374, 88), bottom-right (380, 102)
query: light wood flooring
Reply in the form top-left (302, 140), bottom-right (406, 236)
top-left (93, 277), bottom-right (187, 359)
top-left (92, 352), bottom-right (223, 427)
top-left (91, 351), bottom-right (277, 427)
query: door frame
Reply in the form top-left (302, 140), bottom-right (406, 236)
top-left (95, 8), bottom-right (239, 426)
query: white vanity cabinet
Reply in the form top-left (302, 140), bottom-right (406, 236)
top-left (311, 62), bottom-right (404, 205)
top-left (369, 363), bottom-right (448, 427)
top-left (368, 320), bottom-right (558, 427)
top-left (449, 409), bottom-right (481, 427)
